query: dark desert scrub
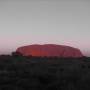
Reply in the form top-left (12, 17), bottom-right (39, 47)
top-left (0, 53), bottom-right (90, 90)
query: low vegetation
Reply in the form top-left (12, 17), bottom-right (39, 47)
top-left (0, 52), bottom-right (90, 90)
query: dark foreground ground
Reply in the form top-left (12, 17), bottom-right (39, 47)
top-left (0, 53), bottom-right (90, 90)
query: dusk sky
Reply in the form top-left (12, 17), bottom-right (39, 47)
top-left (0, 0), bottom-right (90, 56)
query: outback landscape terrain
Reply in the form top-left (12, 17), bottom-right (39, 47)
top-left (0, 0), bottom-right (90, 89)
top-left (0, 45), bottom-right (90, 90)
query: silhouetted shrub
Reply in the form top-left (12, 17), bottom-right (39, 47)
top-left (12, 52), bottom-right (23, 57)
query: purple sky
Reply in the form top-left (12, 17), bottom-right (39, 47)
top-left (0, 0), bottom-right (90, 56)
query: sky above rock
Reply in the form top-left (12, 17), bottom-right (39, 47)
top-left (0, 0), bottom-right (90, 56)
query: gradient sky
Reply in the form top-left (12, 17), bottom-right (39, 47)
top-left (0, 0), bottom-right (90, 56)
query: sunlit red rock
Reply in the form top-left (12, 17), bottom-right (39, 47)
top-left (16, 44), bottom-right (83, 57)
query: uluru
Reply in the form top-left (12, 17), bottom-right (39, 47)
top-left (16, 44), bottom-right (83, 57)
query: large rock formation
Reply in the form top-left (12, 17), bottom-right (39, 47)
top-left (16, 44), bottom-right (83, 57)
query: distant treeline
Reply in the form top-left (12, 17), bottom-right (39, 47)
top-left (0, 52), bottom-right (90, 90)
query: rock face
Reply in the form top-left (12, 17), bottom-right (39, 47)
top-left (16, 44), bottom-right (83, 57)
